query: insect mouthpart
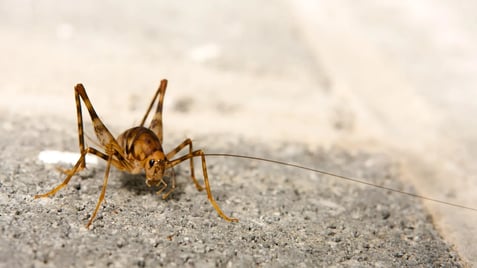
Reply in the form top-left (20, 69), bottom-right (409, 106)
top-left (145, 159), bottom-right (166, 186)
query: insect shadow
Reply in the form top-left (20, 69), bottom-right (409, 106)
top-left (117, 168), bottom-right (185, 201)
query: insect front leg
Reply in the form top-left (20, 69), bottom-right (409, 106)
top-left (166, 138), bottom-right (204, 191)
top-left (168, 148), bottom-right (238, 222)
top-left (155, 167), bottom-right (176, 200)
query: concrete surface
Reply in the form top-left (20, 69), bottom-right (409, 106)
top-left (0, 114), bottom-right (464, 267)
top-left (1, 0), bottom-right (476, 267)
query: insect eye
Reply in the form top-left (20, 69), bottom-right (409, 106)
top-left (149, 159), bottom-right (155, 167)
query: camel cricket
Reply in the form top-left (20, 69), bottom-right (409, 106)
top-left (35, 79), bottom-right (477, 229)
top-left (35, 80), bottom-right (237, 228)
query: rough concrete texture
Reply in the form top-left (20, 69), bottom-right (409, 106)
top-left (1, 0), bottom-right (477, 267)
top-left (0, 115), bottom-right (463, 267)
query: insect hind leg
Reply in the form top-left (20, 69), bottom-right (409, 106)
top-left (72, 83), bottom-right (87, 169)
top-left (140, 79), bottom-right (168, 145)
top-left (74, 84), bottom-right (122, 154)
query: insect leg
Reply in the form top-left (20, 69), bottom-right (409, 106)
top-left (168, 149), bottom-right (238, 222)
top-left (140, 79), bottom-right (168, 145)
top-left (74, 84), bottom-right (125, 156)
top-left (166, 138), bottom-right (204, 191)
top-left (71, 83), bottom-right (87, 170)
top-left (86, 152), bottom-right (113, 228)
top-left (156, 167), bottom-right (176, 200)
top-left (35, 147), bottom-right (108, 198)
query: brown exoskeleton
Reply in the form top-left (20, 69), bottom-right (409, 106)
top-left (35, 79), bottom-right (238, 228)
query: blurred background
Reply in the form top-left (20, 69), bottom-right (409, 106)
top-left (1, 0), bottom-right (477, 264)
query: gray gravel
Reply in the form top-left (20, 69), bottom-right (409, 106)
top-left (0, 115), bottom-right (464, 267)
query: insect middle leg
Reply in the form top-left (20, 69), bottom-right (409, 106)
top-left (168, 143), bottom-right (238, 222)
top-left (34, 147), bottom-right (109, 198)
top-left (35, 147), bottom-right (124, 226)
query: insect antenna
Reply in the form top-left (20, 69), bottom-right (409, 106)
top-left (204, 153), bottom-right (477, 212)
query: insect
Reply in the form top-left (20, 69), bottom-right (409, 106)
top-left (34, 79), bottom-right (237, 228)
top-left (35, 79), bottom-right (477, 228)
